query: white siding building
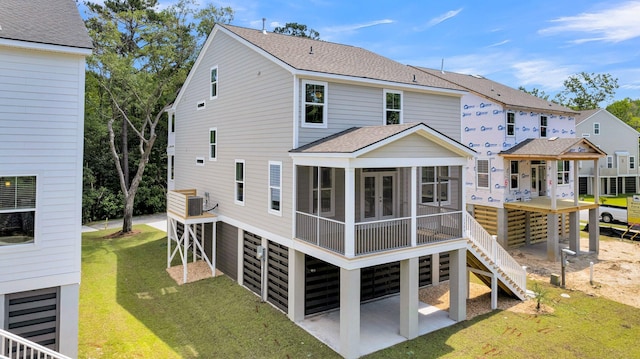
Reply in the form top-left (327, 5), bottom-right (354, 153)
top-left (0, 1), bottom-right (92, 357)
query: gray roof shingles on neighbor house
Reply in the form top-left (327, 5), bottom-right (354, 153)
top-left (222, 24), bottom-right (465, 93)
top-left (414, 67), bottom-right (577, 115)
top-left (0, 0), bottom-right (92, 49)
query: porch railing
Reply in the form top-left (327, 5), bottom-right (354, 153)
top-left (295, 209), bottom-right (463, 256)
top-left (463, 212), bottom-right (527, 291)
top-left (1, 328), bottom-right (71, 359)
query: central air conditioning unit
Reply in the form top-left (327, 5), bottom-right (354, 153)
top-left (188, 196), bottom-right (203, 216)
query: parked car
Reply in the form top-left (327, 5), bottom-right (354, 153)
top-left (600, 205), bottom-right (627, 224)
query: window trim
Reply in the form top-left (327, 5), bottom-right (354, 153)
top-left (209, 128), bottom-right (217, 161)
top-left (476, 159), bottom-right (490, 189)
top-left (383, 89), bottom-right (403, 125)
top-left (420, 166), bottom-right (451, 206)
top-left (510, 161), bottom-right (519, 190)
top-left (606, 156), bottom-right (613, 169)
top-left (539, 115), bottom-right (548, 138)
top-left (630, 156), bottom-right (636, 170)
top-left (557, 160), bottom-right (570, 185)
top-left (0, 175), bottom-right (37, 248)
top-left (169, 155), bottom-right (175, 181)
top-left (268, 161), bottom-right (282, 216)
top-left (210, 66), bottom-right (218, 100)
top-left (593, 122), bottom-right (600, 135)
top-left (235, 160), bottom-right (245, 205)
top-left (301, 80), bottom-right (328, 128)
top-left (506, 112), bottom-right (515, 137)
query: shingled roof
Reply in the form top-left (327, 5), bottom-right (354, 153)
top-left (220, 24), bottom-right (465, 92)
top-left (412, 67), bottom-right (577, 115)
top-left (574, 109), bottom-right (601, 124)
top-left (0, 0), bottom-right (92, 50)
top-left (500, 137), bottom-right (605, 160)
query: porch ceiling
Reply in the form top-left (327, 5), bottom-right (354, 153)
top-left (503, 197), bottom-right (598, 214)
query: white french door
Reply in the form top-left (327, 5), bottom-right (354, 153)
top-left (361, 171), bottom-right (396, 221)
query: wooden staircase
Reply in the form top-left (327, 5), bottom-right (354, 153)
top-left (463, 212), bottom-right (528, 302)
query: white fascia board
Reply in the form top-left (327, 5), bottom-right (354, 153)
top-left (0, 38), bottom-right (92, 56)
top-left (351, 157), bottom-right (469, 168)
top-left (290, 155), bottom-right (352, 168)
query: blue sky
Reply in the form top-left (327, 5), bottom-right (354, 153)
top-left (82, 0), bottom-right (640, 105)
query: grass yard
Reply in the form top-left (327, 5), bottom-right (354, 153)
top-left (80, 226), bottom-right (640, 359)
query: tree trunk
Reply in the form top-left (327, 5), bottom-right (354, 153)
top-left (122, 194), bottom-right (135, 233)
top-left (122, 117), bottom-right (129, 186)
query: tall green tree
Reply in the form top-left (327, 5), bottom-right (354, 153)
top-left (555, 72), bottom-right (619, 110)
top-left (518, 86), bottom-right (551, 101)
top-left (83, 0), bottom-right (232, 233)
top-left (607, 98), bottom-right (640, 130)
top-left (273, 22), bottom-right (320, 39)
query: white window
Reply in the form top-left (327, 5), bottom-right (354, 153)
top-left (593, 122), bottom-right (600, 135)
top-left (210, 66), bottom-right (218, 99)
top-left (506, 112), bottom-right (515, 136)
top-left (384, 89), bottom-right (402, 125)
top-left (607, 156), bottom-right (613, 169)
top-left (631, 156), bottom-right (636, 170)
top-left (420, 166), bottom-right (450, 205)
top-left (268, 161), bottom-right (282, 215)
top-left (235, 160), bottom-right (244, 205)
top-left (170, 113), bottom-right (175, 133)
top-left (196, 157), bottom-right (205, 166)
top-left (209, 128), bottom-right (217, 161)
top-left (582, 133), bottom-right (590, 138)
top-left (311, 167), bottom-right (334, 216)
top-left (539, 116), bottom-right (548, 138)
top-left (510, 161), bottom-right (519, 190)
top-left (557, 160), bottom-right (570, 185)
top-left (197, 100), bottom-right (206, 110)
top-left (0, 176), bottom-right (36, 246)
top-left (170, 155), bottom-right (175, 181)
top-left (477, 160), bottom-right (489, 189)
top-left (302, 80), bottom-right (327, 127)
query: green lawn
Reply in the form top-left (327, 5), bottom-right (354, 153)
top-left (580, 194), bottom-right (637, 207)
top-left (80, 226), bottom-right (640, 359)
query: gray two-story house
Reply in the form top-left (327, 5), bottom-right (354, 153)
top-left (166, 24), bottom-right (527, 358)
top-left (576, 108), bottom-right (640, 196)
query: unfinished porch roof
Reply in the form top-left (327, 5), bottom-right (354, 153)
top-left (499, 137), bottom-right (606, 161)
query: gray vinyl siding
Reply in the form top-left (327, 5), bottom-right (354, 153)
top-left (298, 82), bottom-right (462, 146)
top-left (577, 111), bottom-right (640, 176)
top-left (0, 46), bottom-right (84, 287)
top-left (173, 30), bottom-right (295, 240)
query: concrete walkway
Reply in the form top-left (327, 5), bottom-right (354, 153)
top-left (82, 213), bottom-right (167, 233)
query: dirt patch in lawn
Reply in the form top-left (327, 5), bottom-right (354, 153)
top-left (419, 234), bottom-right (640, 319)
top-left (166, 260), bottom-right (222, 285)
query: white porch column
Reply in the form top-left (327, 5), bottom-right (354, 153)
top-left (431, 253), bottom-right (440, 284)
top-left (448, 248), bottom-right (467, 322)
top-left (211, 222), bottom-right (217, 277)
top-left (340, 267), bottom-right (361, 359)
top-left (550, 160), bottom-right (557, 210)
top-left (400, 257), bottom-right (419, 339)
top-left (569, 211), bottom-right (580, 254)
top-left (345, 167), bottom-right (356, 258)
top-left (590, 159), bottom-right (600, 254)
top-left (58, 284), bottom-right (80, 359)
top-left (573, 160), bottom-right (579, 205)
top-left (410, 166), bottom-right (417, 247)
top-left (547, 213), bottom-right (560, 261)
top-left (288, 249), bottom-right (306, 322)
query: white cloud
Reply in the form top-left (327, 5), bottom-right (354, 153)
top-left (414, 8), bottom-right (462, 31)
top-left (487, 40), bottom-right (510, 48)
top-left (322, 19), bottom-right (394, 34)
top-left (511, 60), bottom-right (574, 90)
top-left (539, 1), bottom-right (640, 43)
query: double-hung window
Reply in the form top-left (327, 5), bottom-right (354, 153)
top-left (506, 112), bottom-right (515, 136)
top-left (540, 115), bottom-right (548, 138)
top-left (384, 90), bottom-right (402, 125)
top-left (477, 160), bottom-right (489, 189)
top-left (235, 160), bottom-right (245, 205)
top-left (303, 80), bottom-right (327, 127)
top-left (312, 167), bottom-right (334, 216)
top-left (557, 160), bottom-right (570, 185)
top-left (510, 161), bottom-right (519, 190)
top-left (210, 66), bottom-right (218, 99)
top-left (421, 166), bottom-right (450, 205)
top-left (209, 128), bottom-right (217, 160)
top-left (631, 156), bottom-right (636, 170)
top-left (593, 122), bottom-right (600, 135)
top-left (268, 161), bottom-right (281, 215)
top-left (0, 176), bottom-right (36, 246)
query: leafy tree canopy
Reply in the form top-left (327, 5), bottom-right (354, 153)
top-left (273, 22), bottom-right (320, 39)
top-left (555, 72), bottom-right (619, 110)
top-left (607, 98), bottom-right (640, 131)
